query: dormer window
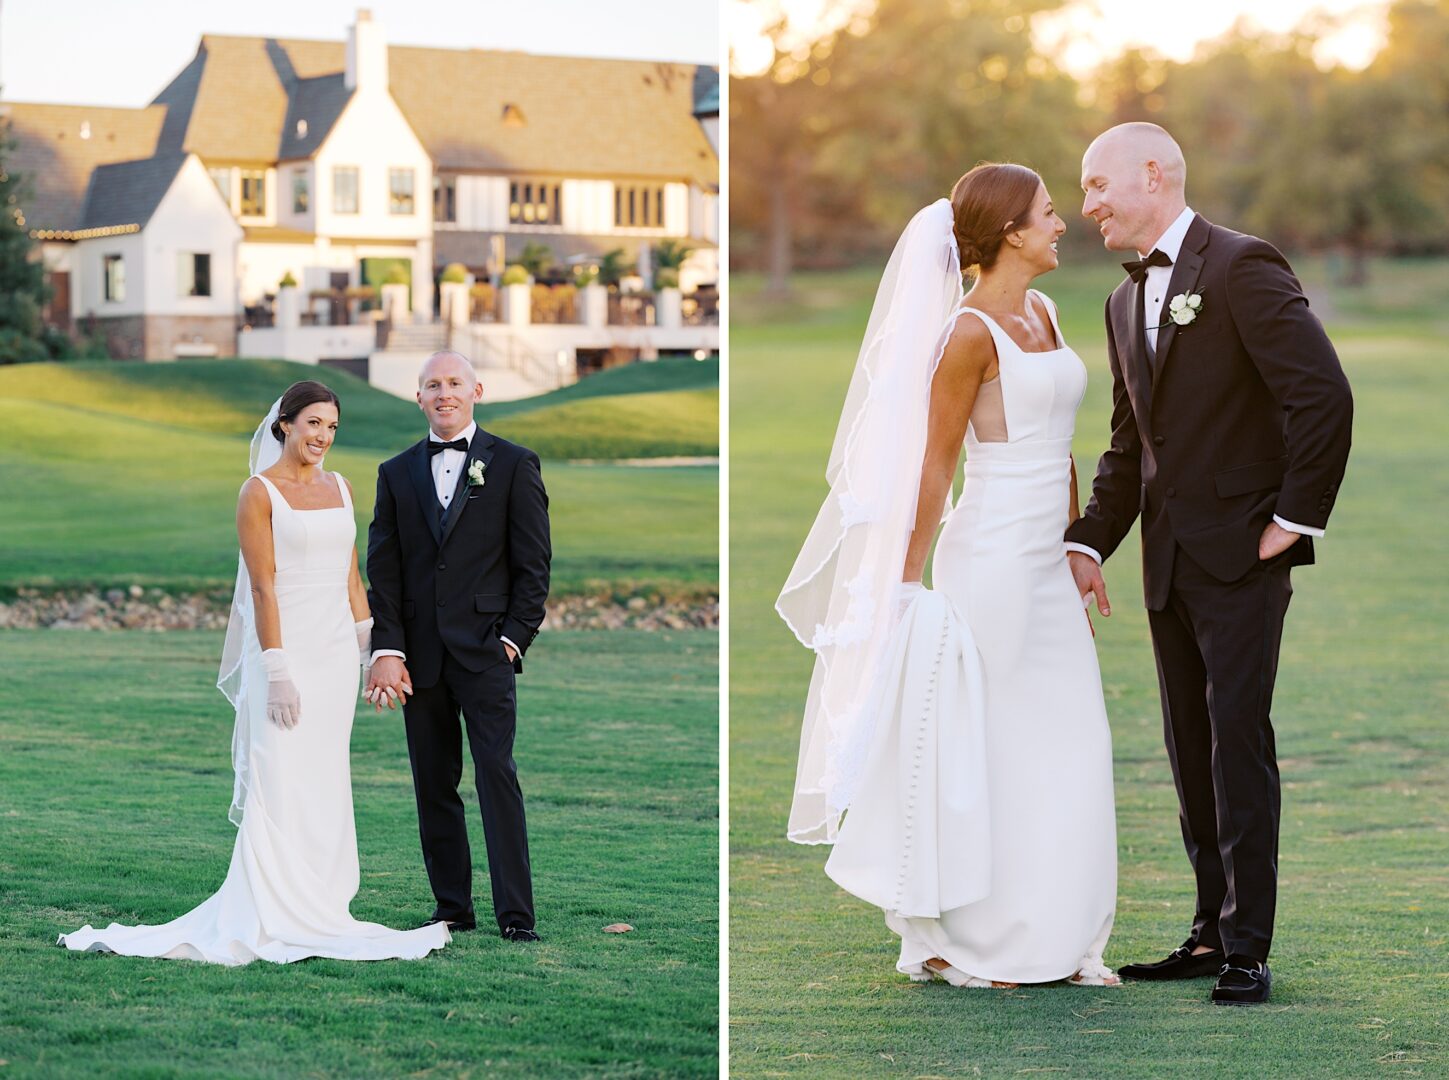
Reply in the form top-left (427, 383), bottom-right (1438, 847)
top-left (296, 118), bottom-right (309, 140)
top-left (240, 169), bottom-right (266, 216)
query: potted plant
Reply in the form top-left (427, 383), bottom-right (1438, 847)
top-left (275, 272), bottom-right (301, 328)
top-left (575, 264), bottom-right (606, 326)
top-left (500, 263), bottom-right (532, 325)
top-left (654, 267), bottom-right (683, 328)
top-left (439, 263), bottom-right (471, 326)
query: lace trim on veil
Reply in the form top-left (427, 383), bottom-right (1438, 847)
top-left (778, 199), bottom-right (965, 844)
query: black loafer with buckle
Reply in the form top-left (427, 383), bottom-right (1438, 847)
top-left (1119, 939), bottom-right (1225, 981)
top-left (1211, 957), bottom-right (1272, 1006)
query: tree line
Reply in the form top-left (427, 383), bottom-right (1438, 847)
top-left (730, 0), bottom-right (1449, 292)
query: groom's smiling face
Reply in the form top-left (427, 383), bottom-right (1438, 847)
top-left (1080, 141), bottom-right (1153, 253)
top-left (417, 351), bottom-right (484, 439)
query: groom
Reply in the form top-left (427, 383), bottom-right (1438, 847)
top-left (1067, 124), bottom-right (1352, 1004)
top-left (365, 349), bottom-right (551, 941)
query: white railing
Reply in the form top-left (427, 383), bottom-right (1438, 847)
top-left (471, 329), bottom-right (574, 391)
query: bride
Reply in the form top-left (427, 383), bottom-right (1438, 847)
top-left (778, 164), bottom-right (1118, 988)
top-left (60, 381), bottom-right (450, 965)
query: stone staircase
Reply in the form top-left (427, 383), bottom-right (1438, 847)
top-left (381, 322), bottom-right (449, 351)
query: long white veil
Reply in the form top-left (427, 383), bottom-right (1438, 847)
top-left (777, 199), bottom-right (964, 844)
top-left (217, 397), bottom-right (282, 826)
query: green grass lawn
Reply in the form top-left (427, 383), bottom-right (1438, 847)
top-left (0, 627), bottom-right (718, 1078)
top-left (729, 258), bottom-right (1449, 1077)
top-left (0, 356), bottom-right (719, 460)
top-left (0, 359), bottom-right (717, 596)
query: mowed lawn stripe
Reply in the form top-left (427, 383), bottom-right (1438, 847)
top-left (0, 399), bottom-right (717, 595)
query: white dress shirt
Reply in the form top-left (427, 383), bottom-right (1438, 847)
top-left (1066, 206), bottom-right (1321, 567)
top-left (371, 422), bottom-right (518, 666)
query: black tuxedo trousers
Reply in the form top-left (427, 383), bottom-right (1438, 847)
top-left (405, 651), bottom-right (532, 931)
top-left (1151, 545), bottom-right (1293, 960)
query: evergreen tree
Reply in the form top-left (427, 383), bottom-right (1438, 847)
top-left (0, 112), bottom-right (61, 363)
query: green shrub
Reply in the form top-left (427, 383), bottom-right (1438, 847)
top-left (440, 262), bottom-right (468, 284)
top-left (500, 264), bottom-right (530, 287)
top-left (278, 271), bottom-right (297, 288)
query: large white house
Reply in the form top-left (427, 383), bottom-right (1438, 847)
top-left (6, 10), bottom-right (719, 385)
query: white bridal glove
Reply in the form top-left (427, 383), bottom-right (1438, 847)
top-left (355, 617), bottom-right (374, 671)
top-left (262, 648), bottom-right (301, 730)
top-left (895, 581), bottom-right (925, 621)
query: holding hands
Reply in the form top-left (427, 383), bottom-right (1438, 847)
top-left (365, 655), bottom-right (414, 711)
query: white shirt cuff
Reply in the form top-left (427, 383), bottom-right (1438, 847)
top-left (369, 649), bottom-right (406, 665)
top-left (1273, 515), bottom-right (1325, 538)
top-left (500, 635), bottom-right (520, 656)
top-left (1064, 542), bottom-right (1104, 565)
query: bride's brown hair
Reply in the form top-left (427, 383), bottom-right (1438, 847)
top-left (950, 163), bottom-right (1043, 272)
top-left (272, 380), bottom-right (342, 442)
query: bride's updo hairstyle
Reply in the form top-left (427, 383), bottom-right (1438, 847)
top-left (950, 163), bottom-right (1043, 273)
top-left (271, 380), bottom-right (342, 442)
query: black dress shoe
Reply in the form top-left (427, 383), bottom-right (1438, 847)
top-left (1118, 940), bottom-right (1225, 981)
top-left (501, 926), bottom-right (540, 943)
top-left (1211, 957), bottom-right (1272, 1006)
top-left (421, 916), bottom-right (476, 932)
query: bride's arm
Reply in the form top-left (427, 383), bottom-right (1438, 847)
top-left (237, 478), bottom-right (283, 650)
top-left (900, 315), bottom-right (995, 583)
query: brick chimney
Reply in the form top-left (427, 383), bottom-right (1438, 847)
top-left (345, 9), bottom-right (387, 93)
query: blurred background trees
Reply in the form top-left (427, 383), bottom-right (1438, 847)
top-left (730, 0), bottom-right (1449, 292)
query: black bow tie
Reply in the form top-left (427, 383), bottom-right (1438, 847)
top-left (427, 438), bottom-right (469, 456)
top-left (1123, 248), bottom-right (1173, 284)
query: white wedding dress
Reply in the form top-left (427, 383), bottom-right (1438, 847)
top-left (824, 292), bottom-right (1118, 985)
top-left (60, 472), bottom-right (451, 966)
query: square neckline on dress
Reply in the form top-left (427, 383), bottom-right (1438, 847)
top-left (257, 472), bottom-right (348, 513)
top-left (959, 289), bottom-right (1065, 355)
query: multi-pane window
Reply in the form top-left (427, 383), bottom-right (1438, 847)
top-left (292, 171), bottom-right (309, 214)
top-left (433, 174), bottom-right (456, 223)
top-left (333, 166), bottom-right (359, 214)
top-left (240, 169), bottom-right (266, 216)
top-left (178, 253), bottom-right (211, 298)
top-left (509, 179), bottom-right (562, 225)
top-left (103, 254), bottom-right (125, 302)
top-left (389, 168), bottom-right (415, 215)
top-left (614, 184), bottom-right (665, 228)
top-left (208, 166), bottom-right (232, 205)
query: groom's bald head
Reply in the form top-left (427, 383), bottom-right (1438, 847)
top-left (1081, 123), bottom-right (1189, 254)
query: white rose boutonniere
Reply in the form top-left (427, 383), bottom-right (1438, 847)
top-left (467, 458), bottom-right (487, 488)
top-left (1164, 289), bottom-right (1205, 327)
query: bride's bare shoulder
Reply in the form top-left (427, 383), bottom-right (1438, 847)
top-left (238, 475), bottom-right (271, 510)
top-left (939, 309), bottom-right (997, 378)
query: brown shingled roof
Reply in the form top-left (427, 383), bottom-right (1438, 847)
top-left (149, 35), bottom-right (716, 184)
top-left (7, 32), bottom-right (717, 233)
top-left (3, 103), bottom-right (165, 231)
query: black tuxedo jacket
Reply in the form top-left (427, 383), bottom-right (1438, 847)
top-left (1066, 214), bottom-right (1353, 610)
top-left (367, 426), bottom-right (551, 687)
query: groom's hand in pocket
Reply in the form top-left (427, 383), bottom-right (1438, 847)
top-left (365, 656), bottom-right (413, 711)
top-left (1258, 520), bottom-right (1302, 561)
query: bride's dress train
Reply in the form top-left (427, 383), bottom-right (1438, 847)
top-left (824, 292), bottom-right (1117, 985)
top-left (59, 473), bottom-right (449, 966)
